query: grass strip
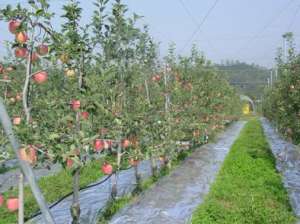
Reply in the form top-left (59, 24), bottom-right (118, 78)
top-left (191, 119), bottom-right (296, 224)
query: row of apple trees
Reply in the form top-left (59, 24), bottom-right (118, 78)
top-left (263, 33), bottom-right (300, 144)
top-left (0, 0), bottom-right (241, 223)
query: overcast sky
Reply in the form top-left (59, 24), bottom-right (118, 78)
top-left (0, 0), bottom-right (299, 68)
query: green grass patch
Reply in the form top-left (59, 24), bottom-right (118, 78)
top-left (192, 119), bottom-right (296, 224)
top-left (0, 158), bottom-right (107, 224)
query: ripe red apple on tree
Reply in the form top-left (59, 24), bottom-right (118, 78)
top-left (19, 146), bottom-right (37, 165)
top-left (66, 158), bottom-right (74, 168)
top-left (101, 162), bottom-right (113, 175)
top-left (16, 32), bottom-right (28, 44)
top-left (6, 198), bottom-right (19, 212)
top-left (8, 19), bottom-right (21, 34)
top-left (70, 100), bottom-right (81, 111)
top-left (37, 44), bottom-right (48, 56)
top-left (15, 47), bottom-right (28, 58)
top-left (94, 139), bottom-right (104, 152)
top-left (80, 111), bottom-right (89, 120)
top-left (32, 71), bottom-right (48, 84)
top-left (0, 194), bottom-right (4, 207)
top-left (151, 74), bottom-right (161, 82)
top-left (122, 139), bottom-right (131, 149)
top-left (13, 116), bottom-right (21, 125)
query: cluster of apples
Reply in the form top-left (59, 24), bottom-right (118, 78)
top-left (0, 194), bottom-right (19, 212)
top-left (69, 99), bottom-right (135, 174)
top-left (151, 74), bottom-right (161, 82)
top-left (8, 19), bottom-right (49, 84)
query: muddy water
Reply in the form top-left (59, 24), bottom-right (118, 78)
top-left (109, 121), bottom-right (245, 224)
top-left (261, 118), bottom-right (300, 220)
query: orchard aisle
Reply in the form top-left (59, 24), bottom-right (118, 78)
top-left (261, 118), bottom-right (300, 222)
top-left (110, 121), bottom-right (246, 224)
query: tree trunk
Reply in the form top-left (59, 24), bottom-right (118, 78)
top-left (150, 154), bottom-right (157, 178)
top-left (71, 168), bottom-right (81, 224)
top-left (111, 173), bottom-right (117, 199)
top-left (134, 165), bottom-right (141, 192)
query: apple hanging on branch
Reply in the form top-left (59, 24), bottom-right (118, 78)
top-left (16, 32), bottom-right (28, 44)
top-left (6, 198), bottom-right (19, 212)
top-left (15, 47), bottom-right (28, 58)
top-left (32, 70), bottom-right (48, 84)
top-left (101, 162), bottom-right (113, 175)
top-left (37, 44), bottom-right (49, 56)
top-left (8, 19), bottom-right (21, 34)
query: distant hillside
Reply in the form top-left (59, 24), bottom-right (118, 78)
top-left (216, 61), bottom-right (270, 100)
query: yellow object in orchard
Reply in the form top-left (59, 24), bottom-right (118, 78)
top-left (243, 104), bottom-right (250, 115)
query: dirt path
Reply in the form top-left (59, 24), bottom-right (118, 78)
top-left (261, 118), bottom-right (300, 222)
top-left (109, 121), bottom-right (245, 224)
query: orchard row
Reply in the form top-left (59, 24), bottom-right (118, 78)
top-left (263, 33), bottom-right (300, 144)
top-left (0, 0), bottom-right (241, 223)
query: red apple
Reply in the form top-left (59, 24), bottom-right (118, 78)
top-left (0, 194), bottom-right (4, 207)
top-left (81, 111), bottom-right (89, 120)
top-left (122, 139), bottom-right (131, 149)
top-left (70, 100), bottom-right (80, 111)
top-left (32, 71), bottom-right (48, 84)
top-left (66, 158), bottom-right (73, 168)
top-left (151, 74), bottom-right (161, 82)
top-left (94, 139), bottom-right (104, 152)
top-left (16, 32), bottom-right (28, 44)
top-left (37, 44), bottom-right (48, 56)
top-left (8, 20), bottom-right (21, 34)
top-left (15, 47), bottom-right (28, 58)
top-left (6, 198), bottom-right (18, 212)
top-left (19, 146), bottom-right (37, 165)
top-left (13, 116), bottom-right (21, 125)
top-left (101, 163), bottom-right (113, 175)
